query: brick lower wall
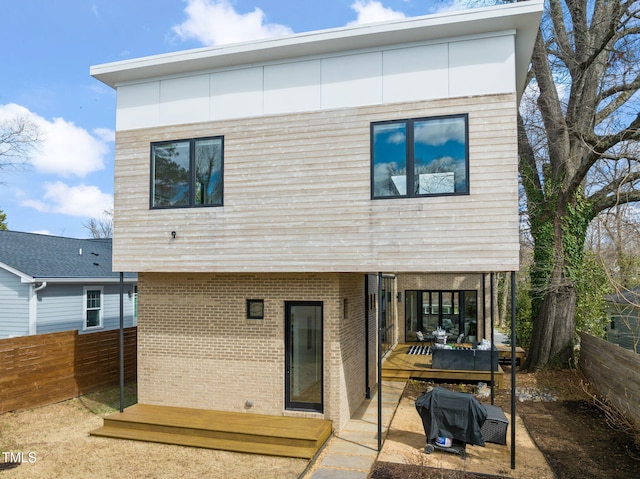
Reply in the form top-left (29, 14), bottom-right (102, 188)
top-left (137, 272), bottom-right (368, 431)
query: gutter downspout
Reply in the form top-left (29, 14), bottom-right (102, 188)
top-left (28, 281), bottom-right (47, 335)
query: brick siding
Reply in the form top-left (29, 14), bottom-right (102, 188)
top-left (137, 272), bottom-right (369, 431)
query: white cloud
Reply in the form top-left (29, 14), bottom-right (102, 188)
top-left (0, 103), bottom-right (112, 178)
top-left (414, 117), bottom-right (466, 146)
top-left (348, 1), bottom-right (406, 26)
top-left (93, 127), bottom-right (115, 143)
top-left (388, 131), bottom-right (406, 144)
top-left (21, 182), bottom-right (113, 218)
top-left (173, 0), bottom-right (293, 46)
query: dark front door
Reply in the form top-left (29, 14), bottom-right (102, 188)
top-left (285, 302), bottom-right (323, 412)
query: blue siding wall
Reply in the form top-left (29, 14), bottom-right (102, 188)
top-left (607, 306), bottom-right (639, 353)
top-left (36, 282), bottom-right (136, 335)
top-left (0, 269), bottom-right (30, 338)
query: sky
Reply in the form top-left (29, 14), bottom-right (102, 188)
top-left (0, 0), bottom-right (474, 238)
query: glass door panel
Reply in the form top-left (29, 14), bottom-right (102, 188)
top-left (422, 292), bottom-right (439, 334)
top-left (442, 292), bottom-right (460, 337)
top-left (405, 291), bottom-right (419, 341)
top-left (285, 302), bottom-right (323, 412)
top-left (463, 291), bottom-right (478, 341)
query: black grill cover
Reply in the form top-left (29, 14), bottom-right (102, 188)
top-left (415, 387), bottom-right (488, 446)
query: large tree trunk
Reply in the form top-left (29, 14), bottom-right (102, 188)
top-left (523, 189), bottom-right (589, 370)
top-left (526, 271), bottom-right (577, 369)
top-left (498, 273), bottom-right (508, 329)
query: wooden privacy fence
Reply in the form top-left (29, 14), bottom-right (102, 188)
top-left (0, 327), bottom-right (137, 413)
top-left (579, 332), bottom-right (640, 430)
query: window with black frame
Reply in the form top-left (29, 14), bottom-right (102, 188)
top-left (151, 136), bottom-right (223, 208)
top-left (405, 290), bottom-right (477, 342)
top-left (371, 114), bottom-right (468, 199)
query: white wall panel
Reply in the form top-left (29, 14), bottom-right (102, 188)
top-left (114, 35), bottom-right (516, 131)
top-left (211, 67), bottom-right (264, 120)
top-left (116, 82), bottom-right (160, 131)
top-left (382, 44), bottom-right (449, 103)
top-left (159, 75), bottom-right (210, 126)
top-left (449, 35), bottom-right (515, 97)
top-left (264, 60), bottom-right (321, 114)
top-left (321, 52), bottom-right (382, 109)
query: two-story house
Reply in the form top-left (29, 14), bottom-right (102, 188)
top-left (91, 1), bottom-right (542, 435)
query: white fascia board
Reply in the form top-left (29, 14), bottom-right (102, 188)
top-left (28, 277), bottom-right (138, 284)
top-left (0, 262), bottom-right (33, 283)
top-left (91, 0), bottom-right (543, 98)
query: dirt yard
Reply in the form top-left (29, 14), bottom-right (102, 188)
top-left (1, 369), bottom-right (639, 478)
top-left (0, 385), bottom-right (307, 479)
top-left (371, 368), bottom-right (640, 479)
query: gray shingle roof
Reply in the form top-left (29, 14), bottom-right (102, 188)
top-left (0, 231), bottom-right (134, 279)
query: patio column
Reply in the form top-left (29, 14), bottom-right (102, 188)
top-left (490, 272), bottom-right (495, 405)
top-left (377, 272), bottom-right (383, 451)
top-left (511, 270), bottom-right (517, 469)
top-left (119, 272), bottom-right (124, 413)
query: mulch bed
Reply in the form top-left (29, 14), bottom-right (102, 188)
top-left (371, 462), bottom-right (513, 478)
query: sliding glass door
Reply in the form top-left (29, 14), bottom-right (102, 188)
top-left (405, 290), bottom-right (477, 342)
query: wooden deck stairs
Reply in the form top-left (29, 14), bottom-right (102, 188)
top-left (91, 404), bottom-right (332, 459)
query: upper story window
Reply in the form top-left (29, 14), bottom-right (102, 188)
top-left (371, 114), bottom-right (468, 199)
top-left (151, 136), bottom-right (223, 208)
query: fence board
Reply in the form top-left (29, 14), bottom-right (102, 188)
top-left (0, 327), bottom-right (137, 413)
top-left (579, 332), bottom-right (640, 429)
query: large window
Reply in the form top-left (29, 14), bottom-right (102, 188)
top-left (151, 136), bottom-right (223, 208)
top-left (83, 287), bottom-right (103, 330)
top-left (405, 290), bottom-right (477, 342)
top-left (371, 114), bottom-right (468, 199)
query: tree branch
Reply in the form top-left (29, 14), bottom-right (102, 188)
top-left (550, 0), bottom-right (573, 65)
top-left (596, 74), bottom-right (640, 124)
top-left (518, 112), bottom-right (543, 195)
top-left (589, 171), bottom-right (640, 216)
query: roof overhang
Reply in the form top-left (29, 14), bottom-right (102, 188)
top-left (0, 261), bottom-right (33, 283)
top-left (91, 0), bottom-right (543, 98)
top-left (25, 277), bottom-right (138, 284)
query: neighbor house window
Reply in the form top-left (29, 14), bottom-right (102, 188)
top-left (151, 136), bottom-right (223, 208)
top-left (84, 287), bottom-right (103, 330)
top-left (371, 114), bottom-right (468, 198)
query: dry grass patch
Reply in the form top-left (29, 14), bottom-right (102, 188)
top-left (0, 384), bottom-right (308, 479)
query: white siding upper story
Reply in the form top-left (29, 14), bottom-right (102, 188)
top-left (91, 1), bottom-right (543, 275)
top-left (114, 33), bottom-right (516, 131)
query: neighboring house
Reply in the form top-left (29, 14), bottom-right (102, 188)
top-left (91, 2), bottom-right (542, 432)
top-left (606, 288), bottom-right (640, 353)
top-left (0, 231), bottom-right (137, 338)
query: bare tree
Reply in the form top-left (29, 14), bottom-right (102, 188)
top-left (84, 208), bottom-right (113, 239)
top-left (519, 0), bottom-right (640, 369)
top-left (0, 111), bottom-right (41, 230)
top-left (0, 113), bottom-right (41, 173)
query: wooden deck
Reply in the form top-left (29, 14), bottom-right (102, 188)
top-left (382, 343), bottom-right (504, 387)
top-left (496, 344), bottom-right (526, 366)
top-left (90, 404), bottom-right (332, 459)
